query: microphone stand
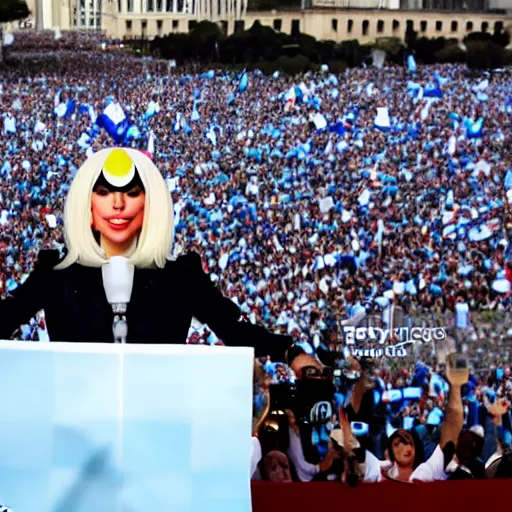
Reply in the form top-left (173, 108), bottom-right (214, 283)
top-left (111, 303), bottom-right (127, 512)
top-left (112, 303), bottom-right (128, 344)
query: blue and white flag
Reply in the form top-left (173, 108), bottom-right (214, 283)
top-left (77, 132), bottom-right (91, 150)
top-left (312, 113), bottom-right (327, 130)
top-left (206, 125), bottom-right (218, 146)
top-left (374, 107), bottom-right (391, 131)
top-left (504, 169), bottom-right (512, 189)
top-left (54, 91), bottom-right (75, 119)
top-left (424, 84), bottom-right (443, 98)
top-left (239, 72), bottom-right (248, 92)
top-left (473, 79), bottom-right (489, 92)
top-left (191, 104), bottom-right (200, 122)
top-left (147, 131), bottom-right (155, 155)
top-left (96, 101), bottom-right (129, 143)
top-left (3, 115), bottom-right (16, 134)
top-left (407, 55), bottom-right (417, 73)
top-left (448, 135), bottom-right (456, 156)
top-left (125, 125), bottom-right (141, 140)
top-left (375, 218), bottom-right (385, 244)
top-left (434, 72), bottom-right (449, 87)
top-left (144, 100), bottom-right (160, 119)
top-left (79, 104), bottom-right (97, 123)
top-left (467, 118), bottom-right (483, 139)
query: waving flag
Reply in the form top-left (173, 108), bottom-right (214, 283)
top-left (374, 107), bottom-right (391, 131)
top-left (96, 102), bottom-right (130, 144)
top-left (467, 118), bottom-right (484, 139)
top-left (424, 85), bottom-right (443, 98)
top-left (3, 115), bottom-right (16, 134)
top-left (147, 131), bottom-right (155, 156)
top-left (2, 32), bottom-right (14, 46)
top-left (473, 79), bottom-right (489, 92)
top-left (144, 100), bottom-right (160, 119)
top-left (434, 72), bottom-right (449, 87)
top-left (239, 72), bottom-right (248, 92)
top-left (372, 49), bottom-right (386, 68)
top-left (53, 91), bottom-right (75, 119)
top-left (312, 113), bottom-right (327, 130)
top-left (78, 104), bottom-right (97, 123)
top-left (407, 55), bottom-right (417, 73)
top-left (284, 86), bottom-right (296, 111)
top-left (328, 122), bottom-right (345, 135)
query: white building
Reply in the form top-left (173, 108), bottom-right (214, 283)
top-left (5, 0), bottom-right (512, 41)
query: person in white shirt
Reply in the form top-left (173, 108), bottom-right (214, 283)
top-left (455, 297), bottom-right (470, 330)
top-left (361, 354), bottom-right (468, 483)
top-left (250, 437), bottom-right (262, 479)
top-left (285, 409), bottom-right (340, 481)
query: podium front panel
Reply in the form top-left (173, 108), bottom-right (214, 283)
top-left (0, 342), bottom-right (254, 512)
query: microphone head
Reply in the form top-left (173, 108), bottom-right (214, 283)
top-left (101, 256), bottom-right (135, 305)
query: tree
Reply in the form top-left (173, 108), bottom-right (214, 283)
top-left (0, 0), bottom-right (29, 22)
top-left (188, 21), bottom-right (223, 61)
top-left (0, 0), bottom-right (30, 63)
top-left (405, 24), bottom-right (417, 51)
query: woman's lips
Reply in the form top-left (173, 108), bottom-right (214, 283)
top-left (106, 219), bottom-right (131, 230)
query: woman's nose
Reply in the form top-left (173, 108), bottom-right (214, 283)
top-left (112, 192), bottom-right (125, 210)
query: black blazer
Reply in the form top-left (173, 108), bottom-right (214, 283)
top-left (0, 250), bottom-right (293, 361)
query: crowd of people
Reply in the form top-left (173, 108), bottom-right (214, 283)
top-left (2, 37), bottom-right (512, 489)
top-left (253, 349), bottom-right (512, 483)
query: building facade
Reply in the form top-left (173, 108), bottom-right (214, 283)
top-left (7, 0), bottom-right (512, 42)
top-left (101, 7), bottom-right (512, 41)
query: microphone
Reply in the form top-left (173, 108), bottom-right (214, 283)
top-left (101, 256), bottom-right (135, 344)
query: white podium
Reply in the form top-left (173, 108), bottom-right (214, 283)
top-left (0, 342), bottom-right (254, 512)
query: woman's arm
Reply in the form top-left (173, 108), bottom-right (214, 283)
top-left (0, 251), bottom-right (55, 340)
top-left (183, 252), bottom-right (293, 361)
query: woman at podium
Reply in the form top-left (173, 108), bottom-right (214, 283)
top-left (0, 147), bottom-right (313, 366)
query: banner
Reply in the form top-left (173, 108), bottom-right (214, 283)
top-left (0, 342), bottom-right (254, 512)
top-left (372, 49), bottom-right (386, 69)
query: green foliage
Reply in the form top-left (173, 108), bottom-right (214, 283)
top-left (465, 29), bottom-right (510, 47)
top-left (188, 21), bottom-right (223, 61)
top-left (405, 26), bottom-right (417, 51)
top-left (339, 40), bottom-right (363, 67)
top-left (374, 37), bottom-right (404, 56)
top-left (413, 36), bottom-right (448, 64)
top-left (465, 40), bottom-right (506, 69)
top-left (372, 37), bottom-right (405, 64)
top-left (326, 59), bottom-right (346, 74)
top-left (259, 54), bottom-right (316, 75)
top-left (149, 20), bottom-right (510, 72)
top-left (0, 0), bottom-right (29, 23)
top-left (434, 44), bottom-right (466, 64)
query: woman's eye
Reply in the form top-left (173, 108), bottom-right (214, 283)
top-left (95, 189), bottom-right (110, 196)
top-left (127, 189), bottom-right (142, 197)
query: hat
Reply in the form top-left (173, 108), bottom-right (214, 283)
top-left (469, 425), bottom-right (484, 439)
top-left (101, 148), bottom-right (137, 188)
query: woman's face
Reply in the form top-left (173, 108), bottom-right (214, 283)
top-left (391, 437), bottom-right (415, 468)
top-left (91, 183), bottom-right (145, 256)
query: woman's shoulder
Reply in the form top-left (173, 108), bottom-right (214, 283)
top-left (164, 251), bottom-right (203, 273)
top-left (35, 250), bottom-right (65, 271)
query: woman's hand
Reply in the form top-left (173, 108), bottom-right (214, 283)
top-left (318, 443), bottom-right (339, 473)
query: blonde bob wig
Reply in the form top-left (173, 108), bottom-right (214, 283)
top-left (55, 147), bottom-right (174, 270)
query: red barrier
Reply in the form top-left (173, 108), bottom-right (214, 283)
top-left (252, 480), bottom-right (507, 512)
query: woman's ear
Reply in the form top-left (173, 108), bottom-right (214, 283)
top-left (384, 449), bottom-right (390, 461)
